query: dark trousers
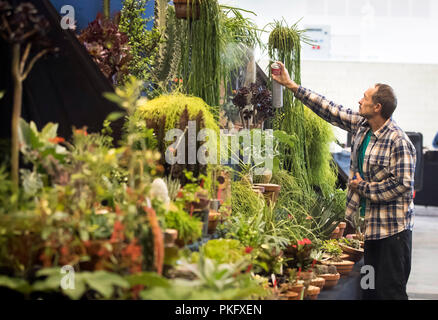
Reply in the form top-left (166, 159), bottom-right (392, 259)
top-left (361, 229), bottom-right (412, 300)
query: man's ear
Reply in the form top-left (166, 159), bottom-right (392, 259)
top-left (374, 103), bottom-right (382, 114)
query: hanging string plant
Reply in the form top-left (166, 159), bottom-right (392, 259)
top-left (178, 0), bottom-right (222, 115)
top-left (267, 19), bottom-right (310, 190)
top-left (267, 19), bottom-right (338, 197)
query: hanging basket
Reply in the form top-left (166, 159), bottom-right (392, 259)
top-left (173, 0), bottom-right (200, 20)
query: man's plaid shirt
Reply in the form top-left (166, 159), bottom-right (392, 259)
top-left (294, 86), bottom-right (416, 241)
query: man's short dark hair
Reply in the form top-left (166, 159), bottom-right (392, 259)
top-left (373, 84), bottom-right (397, 119)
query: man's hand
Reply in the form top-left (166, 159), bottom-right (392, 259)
top-left (349, 172), bottom-right (363, 192)
top-left (272, 61), bottom-right (299, 93)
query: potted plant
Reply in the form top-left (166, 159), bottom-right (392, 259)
top-left (338, 221), bottom-right (347, 238)
top-left (338, 238), bottom-right (364, 262)
top-left (314, 264), bottom-right (340, 289)
top-left (320, 240), bottom-right (355, 276)
top-left (283, 269), bottom-right (305, 299)
top-left (284, 238), bottom-right (315, 280)
top-left (304, 285), bottom-right (320, 300)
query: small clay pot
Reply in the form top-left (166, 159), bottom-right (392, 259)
top-left (207, 210), bottom-right (221, 234)
top-left (323, 260), bottom-right (355, 276)
top-left (310, 277), bottom-right (326, 290)
top-left (338, 222), bottom-right (347, 238)
top-left (288, 283), bottom-right (305, 299)
top-left (320, 273), bottom-right (341, 289)
top-left (330, 226), bottom-right (340, 239)
top-left (305, 285), bottom-right (320, 300)
top-left (298, 270), bottom-right (313, 281)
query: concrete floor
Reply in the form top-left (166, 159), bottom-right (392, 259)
top-left (407, 206), bottom-right (438, 300)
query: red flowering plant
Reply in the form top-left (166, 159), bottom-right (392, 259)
top-left (285, 238), bottom-right (315, 272)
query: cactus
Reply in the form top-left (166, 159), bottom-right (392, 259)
top-left (153, 2), bottom-right (184, 88)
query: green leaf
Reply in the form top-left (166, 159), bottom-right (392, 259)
top-left (0, 275), bottom-right (31, 294)
top-left (105, 111), bottom-right (125, 122)
top-left (103, 92), bottom-right (124, 106)
top-left (32, 274), bottom-right (63, 292)
top-left (84, 271), bottom-right (129, 299)
top-left (40, 122), bottom-right (59, 140)
top-left (0, 91), bottom-right (4, 99)
top-left (124, 272), bottom-right (170, 288)
top-left (62, 276), bottom-right (87, 300)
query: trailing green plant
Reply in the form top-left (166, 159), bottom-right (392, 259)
top-left (178, 0), bottom-right (221, 111)
top-left (267, 20), bottom-right (310, 189)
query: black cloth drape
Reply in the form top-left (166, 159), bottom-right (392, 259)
top-left (0, 0), bottom-right (124, 143)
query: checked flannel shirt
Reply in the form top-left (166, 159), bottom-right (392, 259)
top-left (294, 86), bottom-right (416, 241)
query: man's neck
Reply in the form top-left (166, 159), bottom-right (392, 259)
top-left (368, 116), bottom-right (388, 133)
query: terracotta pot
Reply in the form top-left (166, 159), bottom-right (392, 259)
top-left (164, 229), bottom-right (178, 246)
top-left (253, 183), bottom-right (281, 205)
top-left (320, 273), bottom-right (340, 289)
top-left (191, 192), bottom-right (210, 211)
top-left (207, 210), bottom-right (221, 234)
top-left (288, 283), bottom-right (305, 299)
top-left (283, 291), bottom-right (300, 300)
top-left (323, 260), bottom-right (355, 276)
top-left (338, 222), bottom-right (346, 238)
top-left (339, 244), bottom-right (364, 263)
top-left (340, 253), bottom-right (350, 260)
top-left (310, 277), bottom-right (326, 290)
top-left (298, 270), bottom-right (313, 280)
top-left (173, 0), bottom-right (200, 19)
top-left (330, 226), bottom-right (340, 239)
top-left (304, 285), bottom-right (320, 300)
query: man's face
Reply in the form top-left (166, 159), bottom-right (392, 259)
top-left (359, 86), bottom-right (379, 119)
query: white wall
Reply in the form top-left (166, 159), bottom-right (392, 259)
top-left (258, 59), bottom-right (438, 148)
top-left (222, 0), bottom-right (438, 147)
top-left (222, 0), bottom-right (438, 64)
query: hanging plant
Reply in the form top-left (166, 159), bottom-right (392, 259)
top-left (173, 0), bottom-right (200, 20)
top-left (179, 0), bottom-right (222, 112)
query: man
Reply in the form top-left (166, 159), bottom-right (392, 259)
top-left (272, 61), bottom-right (416, 300)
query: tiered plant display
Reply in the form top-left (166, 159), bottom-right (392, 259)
top-left (0, 0), bottom-right (359, 301)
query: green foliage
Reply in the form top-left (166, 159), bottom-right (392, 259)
top-left (32, 268), bottom-right (129, 299)
top-left (140, 256), bottom-right (266, 300)
top-left (0, 268), bottom-right (130, 299)
top-left (321, 240), bottom-right (342, 260)
top-left (196, 239), bottom-right (246, 264)
top-left (124, 271), bottom-right (170, 288)
top-left (339, 238), bottom-right (361, 250)
top-left (268, 19), bottom-right (338, 201)
top-left (119, 0), bottom-right (161, 92)
top-left (152, 3), bottom-right (184, 94)
top-left (164, 209), bottom-right (202, 243)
